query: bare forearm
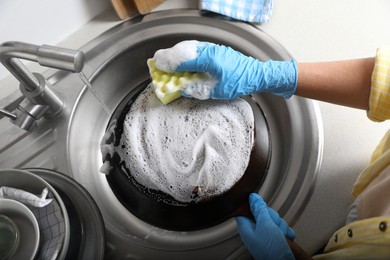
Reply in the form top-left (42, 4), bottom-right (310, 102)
top-left (296, 58), bottom-right (375, 110)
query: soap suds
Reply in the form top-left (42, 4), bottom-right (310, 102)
top-left (100, 119), bottom-right (117, 174)
top-left (116, 84), bottom-right (254, 203)
top-left (153, 40), bottom-right (202, 72)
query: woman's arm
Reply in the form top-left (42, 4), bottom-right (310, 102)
top-left (152, 41), bottom-right (376, 110)
top-left (296, 58), bottom-right (375, 110)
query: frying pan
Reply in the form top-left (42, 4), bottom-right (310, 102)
top-left (104, 80), bottom-right (271, 231)
top-left (103, 81), bottom-right (312, 258)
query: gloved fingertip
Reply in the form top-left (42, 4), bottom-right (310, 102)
top-left (235, 216), bottom-right (252, 225)
top-left (248, 193), bottom-right (269, 220)
top-left (287, 227), bottom-right (296, 240)
top-left (235, 216), bottom-right (244, 222)
top-left (249, 193), bottom-right (266, 210)
top-left (249, 193), bottom-right (263, 203)
top-left (267, 207), bottom-right (294, 238)
top-left (175, 63), bottom-right (186, 72)
top-left (175, 59), bottom-right (198, 72)
top-left (235, 216), bottom-right (255, 235)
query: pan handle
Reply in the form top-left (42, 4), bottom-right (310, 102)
top-left (286, 238), bottom-right (313, 260)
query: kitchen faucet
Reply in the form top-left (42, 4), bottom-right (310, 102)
top-left (0, 41), bottom-right (85, 131)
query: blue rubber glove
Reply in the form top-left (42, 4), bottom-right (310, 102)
top-left (153, 40), bottom-right (298, 100)
top-left (235, 193), bottom-right (296, 260)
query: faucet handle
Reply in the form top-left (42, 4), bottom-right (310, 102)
top-left (0, 41), bottom-right (86, 131)
top-left (37, 45), bottom-right (85, 73)
top-left (0, 108), bottom-right (17, 120)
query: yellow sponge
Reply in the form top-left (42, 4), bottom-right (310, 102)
top-left (147, 59), bottom-right (204, 105)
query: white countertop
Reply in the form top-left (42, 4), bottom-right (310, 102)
top-left (1, 0), bottom-right (390, 255)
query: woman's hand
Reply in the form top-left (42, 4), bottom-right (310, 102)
top-left (152, 40), bottom-right (298, 100)
top-left (235, 193), bottom-right (296, 260)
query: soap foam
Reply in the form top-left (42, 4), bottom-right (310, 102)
top-left (153, 40), bottom-right (202, 72)
top-left (116, 84), bottom-right (254, 203)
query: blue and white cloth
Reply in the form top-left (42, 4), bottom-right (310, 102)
top-left (199, 0), bottom-right (273, 24)
top-left (0, 186), bottom-right (52, 207)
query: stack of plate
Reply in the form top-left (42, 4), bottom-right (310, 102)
top-left (0, 199), bottom-right (40, 259)
top-left (0, 169), bottom-right (105, 259)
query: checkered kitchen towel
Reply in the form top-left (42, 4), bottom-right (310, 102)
top-left (0, 186), bottom-right (52, 207)
top-left (199, 0), bottom-right (273, 23)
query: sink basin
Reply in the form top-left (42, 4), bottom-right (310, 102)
top-left (0, 10), bottom-right (323, 259)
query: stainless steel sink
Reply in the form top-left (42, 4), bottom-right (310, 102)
top-left (0, 9), bottom-right (323, 259)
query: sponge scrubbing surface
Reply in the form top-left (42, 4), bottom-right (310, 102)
top-left (147, 58), bottom-right (209, 105)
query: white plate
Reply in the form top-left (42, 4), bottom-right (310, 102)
top-left (0, 199), bottom-right (39, 260)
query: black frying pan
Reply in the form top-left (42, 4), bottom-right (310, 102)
top-left (104, 80), bottom-right (271, 231)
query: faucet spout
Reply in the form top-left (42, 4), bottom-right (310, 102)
top-left (0, 41), bottom-right (85, 91)
top-left (0, 41), bottom-right (85, 131)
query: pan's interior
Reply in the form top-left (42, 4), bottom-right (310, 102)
top-left (103, 79), bottom-right (271, 231)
